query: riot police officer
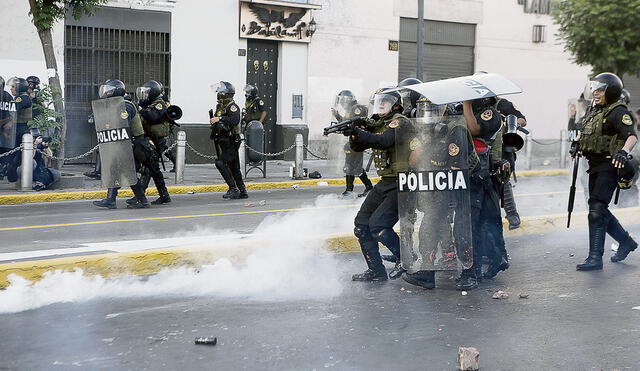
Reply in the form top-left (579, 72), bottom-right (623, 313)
top-left (26, 76), bottom-right (43, 121)
top-left (397, 77), bottom-right (422, 118)
top-left (459, 97), bottom-right (510, 290)
top-left (242, 84), bottom-right (267, 129)
top-left (93, 79), bottom-right (151, 209)
top-left (575, 73), bottom-right (638, 270)
top-left (0, 76), bottom-right (15, 177)
top-left (331, 90), bottom-right (373, 198)
top-left (210, 81), bottom-right (247, 199)
top-left (495, 97), bottom-right (526, 229)
top-left (4, 78), bottom-right (33, 182)
top-left (133, 80), bottom-right (173, 204)
top-left (342, 89), bottom-right (409, 281)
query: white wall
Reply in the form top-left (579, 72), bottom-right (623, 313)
top-left (278, 42), bottom-right (308, 124)
top-left (0, 0), bottom-right (64, 94)
top-left (306, 0), bottom-right (399, 139)
top-left (393, 0), bottom-right (482, 24)
top-left (170, 0), bottom-right (247, 124)
top-left (475, 0), bottom-right (591, 138)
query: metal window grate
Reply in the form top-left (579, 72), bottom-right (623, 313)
top-left (292, 94), bottom-right (303, 119)
top-left (532, 25), bottom-right (546, 43)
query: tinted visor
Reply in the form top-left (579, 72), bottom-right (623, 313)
top-left (136, 87), bottom-right (150, 103)
top-left (98, 85), bottom-right (115, 99)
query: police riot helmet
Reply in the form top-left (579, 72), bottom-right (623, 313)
top-left (398, 78), bottom-right (422, 112)
top-left (11, 78), bottom-right (29, 95)
top-left (214, 81), bottom-right (235, 102)
top-left (416, 97), bottom-right (445, 122)
top-left (26, 76), bottom-right (40, 88)
top-left (371, 88), bottom-right (403, 116)
top-left (471, 96), bottom-right (497, 114)
top-left (98, 79), bottom-right (126, 99)
top-left (244, 84), bottom-right (258, 99)
top-left (136, 80), bottom-right (164, 106)
top-left (619, 89), bottom-right (631, 105)
top-left (334, 89), bottom-right (356, 114)
top-left (588, 72), bottom-right (623, 104)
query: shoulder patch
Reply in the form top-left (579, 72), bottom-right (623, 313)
top-left (15, 97), bottom-right (22, 103)
top-left (409, 138), bottom-right (420, 151)
top-left (448, 143), bottom-right (460, 156)
top-left (230, 105), bottom-right (238, 112)
top-left (388, 119), bottom-right (399, 129)
top-left (155, 103), bottom-right (163, 110)
top-left (622, 114), bottom-right (633, 126)
top-left (481, 109), bottom-right (493, 121)
top-left (259, 100), bottom-right (264, 105)
top-left (120, 111), bottom-right (129, 119)
top-left (354, 108), bottom-right (361, 115)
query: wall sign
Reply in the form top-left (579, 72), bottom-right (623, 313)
top-left (388, 40), bottom-right (399, 51)
top-left (240, 2), bottom-right (313, 43)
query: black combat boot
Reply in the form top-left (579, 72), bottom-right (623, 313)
top-left (231, 168), bottom-right (247, 199)
top-left (403, 270), bottom-right (436, 289)
top-left (128, 169), bottom-right (151, 205)
top-left (150, 175), bottom-right (171, 205)
top-left (341, 175), bottom-right (355, 198)
top-left (357, 171), bottom-right (374, 198)
top-left (151, 192), bottom-right (172, 205)
top-left (388, 261), bottom-right (405, 279)
top-left (503, 182), bottom-right (521, 230)
top-left (381, 254), bottom-right (398, 263)
top-left (456, 269), bottom-right (478, 290)
top-left (352, 239), bottom-right (387, 281)
top-left (576, 222), bottom-right (605, 271)
top-left (484, 255), bottom-right (509, 279)
top-left (127, 184), bottom-right (150, 209)
top-left (606, 215), bottom-right (637, 262)
top-left (93, 188), bottom-right (118, 209)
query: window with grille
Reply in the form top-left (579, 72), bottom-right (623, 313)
top-left (292, 94), bottom-right (303, 119)
top-left (532, 25), bottom-right (546, 43)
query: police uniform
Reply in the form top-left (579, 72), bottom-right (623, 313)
top-left (0, 90), bottom-right (15, 176)
top-left (243, 96), bottom-right (266, 127)
top-left (349, 111), bottom-right (411, 281)
top-left (212, 99), bottom-right (246, 198)
top-left (577, 101), bottom-right (638, 268)
top-left (4, 93), bottom-right (32, 182)
top-left (496, 97), bottom-right (526, 229)
top-left (467, 104), bottom-right (509, 284)
top-left (336, 104), bottom-right (373, 196)
top-left (136, 97), bottom-right (173, 204)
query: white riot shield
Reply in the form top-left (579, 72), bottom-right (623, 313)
top-left (397, 116), bottom-right (474, 271)
top-left (393, 73), bottom-right (522, 105)
top-left (0, 90), bottom-right (16, 149)
top-left (92, 96), bottom-right (137, 188)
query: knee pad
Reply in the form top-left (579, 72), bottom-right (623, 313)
top-left (214, 159), bottom-right (225, 169)
top-left (354, 226), bottom-right (372, 241)
top-left (588, 201), bottom-right (609, 224)
top-left (373, 228), bottom-right (398, 246)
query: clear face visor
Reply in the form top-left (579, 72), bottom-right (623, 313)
top-left (136, 87), bottom-right (150, 102)
top-left (212, 82), bottom-right (227, 95)
top-left (416, 101), bottom-right (445, 123)
top-left (98, 85), bottom-right (115, 99)
top-left (243, 85), bottom-right (253, 97)
top-left (333, 95), bottom-right (355, 117)
top-left (400, 90), bottom-right (414, 111)
top-left (584, 80), bottom-right (607, 100)
top-left (371, 93), bottom-right (398, 115)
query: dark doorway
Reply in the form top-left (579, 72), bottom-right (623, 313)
top-left (64, 7), bottom-right (171, 158)
top-left (246, 39), bottom-right (278, 153)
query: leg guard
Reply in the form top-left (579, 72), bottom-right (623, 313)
top-left (609, 214), bottom-right (638, 262)
top-left (215, 159), bottom-right (237, 190)
top-left (354, 226), bottom-right (384, 272)
top-left (345, 175), bottom-right (355, 192)
top-left (359, 171), bottom-right (373, 189)
top-left (503, 181), bottom-right (521, 229)
top-left (577, 201), bottom-right (608, 270)
top-left (373, 228), bottom-right (401, 261)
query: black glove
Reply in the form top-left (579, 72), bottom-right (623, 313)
top-left (341, 122), bottom-right (356, 137)
top-left (613, 149), bottom-right (630, 167)
top-left (569, 142), bottom-right (579, 158)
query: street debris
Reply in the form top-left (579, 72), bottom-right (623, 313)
top-left (457, 347), bottom-right (480, 370)
top-left (291, 184), bottom-right (300, 189)
top-left (461, 291), bottom-right (468, 296)
top-left (492, 291), bottom-right (509, 299)
top-left (244, 203), bottom-right (256, 207)
top-left (518, 293), bottom-right (529, 299)
top-left (569, 253), bottom-right (575, 257)
top-left (195, 336), bottom-right (217, 346)
top-left (187, 191), bottom-right (195, 194)
top-left (259, 200), bottom-right (267, 206)
top-left (632, 306), bottom-right (640, 311)
top-left (317, 181), bottom-right (329, 186)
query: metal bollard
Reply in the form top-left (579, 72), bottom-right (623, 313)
top-left (21, 133), bottom-right (33, 191)
top-left (524, 134), bottom-right (533, 170)
top-left (559, 130), bottom-right (568, 169)
top-left (175, 131), bottom-right (186, 184)
top-left (294, 134), bottom-right (304, 179)
top-left (239, 135), bottom-right (246, 179)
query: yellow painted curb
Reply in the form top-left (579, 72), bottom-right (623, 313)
top-left (0, 169), bottom-right (568, 205)
top-left (2, 207), bottom-right (638, 289)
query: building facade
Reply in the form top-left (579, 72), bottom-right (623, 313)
top-left (1, 0), bottom-right (615, 159)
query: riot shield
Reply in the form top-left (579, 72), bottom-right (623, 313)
top-left (92, 96), bottom-right (137, 188)
top-left (397, 116), bottom-right (473, 272)
top-left (0, 88), bottom-right (16, 149)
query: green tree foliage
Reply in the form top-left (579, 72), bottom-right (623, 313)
top-left (552, 0), bottom-right (640, 76)
top-left (28, 85), bottom-right (64, 149)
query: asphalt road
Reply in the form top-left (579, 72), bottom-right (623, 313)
top-left (1, 225), bottom-right (639, 370)
top-left (0, 174), bottom-right (599, 255)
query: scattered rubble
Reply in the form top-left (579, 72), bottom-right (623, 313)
top-left (492, 291), bottom-right (509, 299)
top-left (194, 337), bottom-right (217, 346)
top-left (518, 293), bottom-right (529, 299)
top-left (458, 347), bottom-right (480, 370)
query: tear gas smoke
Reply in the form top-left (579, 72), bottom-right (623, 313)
top-left (0, 195), bottom-right (361, 314)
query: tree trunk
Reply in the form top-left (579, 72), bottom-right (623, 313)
top-left (29, 0), bottom-right (67, 169)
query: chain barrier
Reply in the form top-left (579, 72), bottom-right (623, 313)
top-left (303, 144), bottom-right (328, 160)
top-left (0, 145), bottom-right (23, 159)
top-left (531, 139), bottom-right (561, 146)
top-left (38, 145), bottom-right (99, 161)
top-left (245, 143), bottom-right (296, 157)
top-left (185, 142), bottom-right (217, 160)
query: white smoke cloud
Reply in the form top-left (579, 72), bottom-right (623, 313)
top-left (0, 195), bottom-right (361, 314)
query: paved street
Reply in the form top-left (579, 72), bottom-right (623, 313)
top-left (0, 174), bottom-right (639, 370)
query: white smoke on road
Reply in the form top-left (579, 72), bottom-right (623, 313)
top-left (0, 195), bottom-right (361, 314)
